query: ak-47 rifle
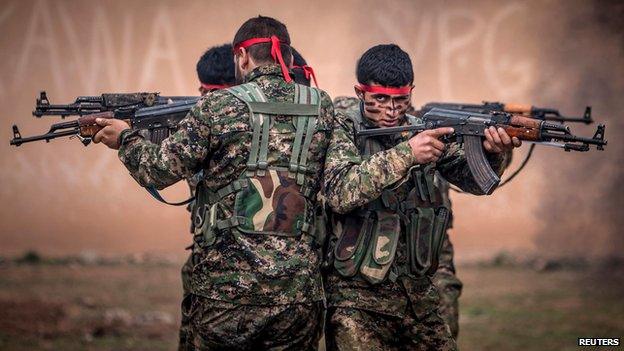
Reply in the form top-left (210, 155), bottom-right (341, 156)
top-left (419, 101), bottom-right (593, 124)
top-left (32, 91), bottom-right (197, 118)
top-left (10, 97), bottom-right (200, 147)
top-left (11, 96), bottom-right (202, 206)
top-left (414, 102), bottom-right (595, 188)
top-left (356, 108), bottom-right (607, 195)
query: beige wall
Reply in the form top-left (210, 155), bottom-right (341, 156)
top-left (0, 0), bottom-right (621, 260)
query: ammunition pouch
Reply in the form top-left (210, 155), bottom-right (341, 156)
top-left (333, 209), bottom-right (400, 284)
top-left (405, 165), bottom-right (450, 276)
top-left (331, 163), bottom-right (451, 284)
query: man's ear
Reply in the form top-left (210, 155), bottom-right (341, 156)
top-left (354, 85), bottom-right (364, 100)
top-left (235, 47), bottom-right (251, 71)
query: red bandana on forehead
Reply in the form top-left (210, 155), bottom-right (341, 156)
top-left (357, 84), bottom-right (411, 95)
top-left (292, 65), bottom-right (319, 87)
top-left (201, 83), bottom-right (232, 90)
top-left (233, 35), bottom-right (293, 83)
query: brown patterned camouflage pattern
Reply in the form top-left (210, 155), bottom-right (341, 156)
top-left (179, 294), bottom-right (323, 351)
top-left (234, 170), bottom-right (307, 233)
top-left (118, 65), bottom-right (333, 308)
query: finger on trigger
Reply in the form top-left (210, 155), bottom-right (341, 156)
top-left (430, 138), bottom-right (445, 151)
top-left (429, 127), bottom-right (454, 138)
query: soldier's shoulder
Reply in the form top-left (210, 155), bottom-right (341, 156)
top-left (194, 89), bottom-right (249, 130)
top-left (331, 110), bottom-right (357, 137)
top-left (200, 88), bottom-right (241, 109)
top-left (333, 96), bottom-right (360, 114)
top-left (313, 88), bottom-right (333, 106)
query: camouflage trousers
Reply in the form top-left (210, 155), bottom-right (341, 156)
top-left (433, 233), bottom-right (463, 339)
top-left (325, 306), bottom-right (457, 351)
top-left (178, 293), bottom-right (324, 351)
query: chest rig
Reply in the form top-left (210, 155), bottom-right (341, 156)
top-left (191, 82), bottom-right (322, 247)
top-left (332, 109), bottom-right (450, 284)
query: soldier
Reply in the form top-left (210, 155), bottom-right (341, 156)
top-left (331, 99), bottom-right (463, 339)
top-left (323, 44), bottom-right (519, 350)
top-left (291, 47), bottom-right (318, 87)
top-left (92, 16), bottom-right (334, 350)
top-left (179, 43), bottom-right (237, 348)
top-left (196, 44), bottom-right (236, 95)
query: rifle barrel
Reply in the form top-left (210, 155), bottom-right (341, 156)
top-left (10, 128), bottom-right (79, 146)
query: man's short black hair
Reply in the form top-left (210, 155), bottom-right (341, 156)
top-left (356, 44), bottom-right (413, 87)
top-left (291, 47), bottom-right (310, 86)
top-left (233, 16), bottom-right (292, 66)
top-left (196, 44), bottom-right (235, 85)
top-left (292, 47), bottom-right (306, 67)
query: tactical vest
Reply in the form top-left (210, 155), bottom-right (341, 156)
top-left (332, 110), bottom-right (450, 284)
top-left (190, 82), bottom-right (322, 247)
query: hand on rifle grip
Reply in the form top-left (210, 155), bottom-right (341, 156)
top-left (92, 118), bottom-right (130, 150)
top-left (408, 127), bottom-right (454, 164)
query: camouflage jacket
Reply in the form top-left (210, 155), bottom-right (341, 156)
top-left (119, 65), bottom-right (334, 305)
top-left (324, 96), bottom-right (506, 317)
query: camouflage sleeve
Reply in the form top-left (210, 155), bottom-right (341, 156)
top-left (118, 99), bottom-right (212, 190)
top-left (435, 142), bottom-right (507, 195)
top-left (323, 114), bottom-right (418, 214)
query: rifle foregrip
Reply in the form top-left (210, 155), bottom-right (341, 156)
top-left (464, 135), bottom-right (500, 195)
top-left (509, 115), bottom-right (541, 128)
top-left (502, 126), bottom-right (540, 141)
top-left (77, 111), bottom-right (119, 137)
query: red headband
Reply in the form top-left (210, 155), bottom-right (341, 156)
top-left (357, 84), bottom-right (411, 95)
top-left (201, 83), bottom-right (232, 91)
top-left (292, 65), bottom-right (318, 87)
top-left (233, 35), bottom-right (292, 83)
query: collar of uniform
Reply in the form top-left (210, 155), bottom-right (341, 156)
top-left (244, 64), bottom-right (293, 83)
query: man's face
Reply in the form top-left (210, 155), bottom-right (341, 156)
top-left (355, 84), bottom-right (412, 128)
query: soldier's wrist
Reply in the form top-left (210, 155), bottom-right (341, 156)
top-left (396, 141), bottom-right (418, 165)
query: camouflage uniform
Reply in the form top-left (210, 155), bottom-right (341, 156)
top-left (118, 64), bottom-right (334, 350)
top-left (323, 97), bottom-right (508, 350)
top-left (333, 96), bottom-right (463, 338)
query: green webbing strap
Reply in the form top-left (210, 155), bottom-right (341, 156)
top-left (214, 179), bottom-right (249, 201)
top-left (228, 83), bottom-right (267, 176)
top-left (289, 84), bottom-right (309, 175)
top-left (246, 102), bottom-right (320, 115)
top-left (296, 87), bottom-right (321, 184)
top-left (247, 83), bottom-right (271, 175)
top-left (215, 216), bottom-right (247, 230)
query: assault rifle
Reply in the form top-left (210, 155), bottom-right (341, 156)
top-left (356, 108), bottom-right (607, 195)
top-left (32, 91), bottom-right (197, 118)
top-left (10, 98), bottom-right (200, 146)
top-left (418, 101), bottom-right (593, 124)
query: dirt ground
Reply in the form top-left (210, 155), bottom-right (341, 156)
top-left (0, 261), bottom-right (622, 351)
